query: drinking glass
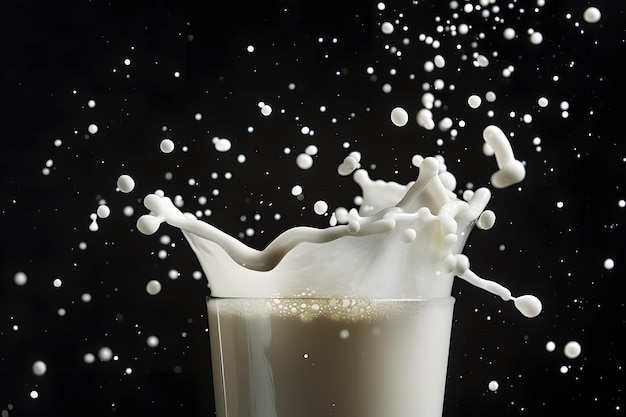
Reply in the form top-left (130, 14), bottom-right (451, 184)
top-left (208, 297), bottom-right (455, 417)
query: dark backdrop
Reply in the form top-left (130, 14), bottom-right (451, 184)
top-left (1, 1), bottom-right (624, 416)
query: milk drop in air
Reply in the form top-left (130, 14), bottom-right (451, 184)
top-left (314, 200), bottom-right (329, 215)
top-left (32, 360), bottom-right (47, 376)
top-left (98, 346), bottom-right (113, 362)
top-left (416, 108), bottom-right (435, 130)
top-left (476, 210), bottom-right (496, 230)
top-left (96, 204), bottom-right (110, 219)
top-left (260, 104), bottom-right (272, 116)
top-left (563, 341), bottom-right (581, 359)
top-left (503, 27), bottom-right (516, 40)
top-left (296, 153), bottom-right (314, 170)
top-left (117, 175), bottom-right (135, 193)
top-left (468, 95), bottom-right (482, 109)
top-left (390, 107), bottom-right (409, 127)
top-left (305, 145), bottom-right (318, 156)
top-left (160, 139), bottom-right (175, 153)
top-left (381, 22), bottom-right (394, 34)
top-left (583, 7), bottom-right (601, 23)
top-left (14, 271), bottom-right (28, 286)
top-left (529, 31), bottom-right (543, 45)
top-left (545, 341), bottom-right (556, 352)
top-left (146, 280), bottom-right (162, 295)
top-left (146, 335), bottom-right (160, 348)
top-left (291, 185), bottom-right (303, 197)
top-left (603, 258), bottom-right (615, 270)
top-left (482, 125), bottom-right (526, 188)
top-left (214, 138), bottom-right (232, 152)
top-left (488, 380), bottom-right (499, 392)
top-left (88, 124), bottom-right (98, 134)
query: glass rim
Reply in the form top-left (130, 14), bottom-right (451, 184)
top-left (207, 296), bottom-right (455, 303)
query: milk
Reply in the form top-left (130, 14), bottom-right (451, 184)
top-left (208, 297), bottom-right (455, 417)
top-left (135, 134), bottom-right (540, 316)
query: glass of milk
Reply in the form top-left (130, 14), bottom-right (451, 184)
top-left (207, 296), bottom-right (455, 417)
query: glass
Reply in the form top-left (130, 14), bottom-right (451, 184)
top-left (208, 297), bottom-right (455, 417)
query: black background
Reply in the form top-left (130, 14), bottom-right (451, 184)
top-left (1, 1), bottom-right (624, 416)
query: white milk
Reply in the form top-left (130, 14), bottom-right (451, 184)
top-left (208, 297), bottom-right (455, 417)
top-left (136, 127), bottom-right (540, 316)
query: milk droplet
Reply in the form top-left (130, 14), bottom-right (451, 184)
top-left (337, 155), bottom-right (361, 176)
top-left (477, 210), bottom-right (496, 230)
top-left (390, 107), bottom-right (409, 127)
top-left (503, 27), bottom-right (516, 40)
top-left (14, 271), bottom-right (28, 286)
top-left (87, 124), bottom-right (98, 134)
top-left (488, 380), bottom-right (499, 391)
top-left (381, 21), bottom-right (394, 34)
top-left (314, 200), bottom-right (329, 215)
top-left (32, 360), bottom-right (47, 376)
top-left (603, 258), bottom-right (615, 270)
top-left (416, 108), bottom-right (435, 130)
top-left (563, 341), bottom-right (582, 359)
top-left (160, 139), bottom-right (175, 153)
top-left (434, 55), bottom-right (445, 68)
top-left (261, 104), bottom-right (272, 116)
top-left (305, 145), bottom-right (318, 155)
top-left (117, 175), bottom-right (135, 193)
top-left (30, 390), bottom-right (39, 399)
top-left (529, 31), bottom-right (543, 45)
top-left (98, 346), bottom-right (113, 362)
top-left (400, 228), bottom-right (417, 243)
top-left (296, 153), bottom-right (314, 170)
top-left (146, 335), bottom-right (160, 348)
top-left (513, 295), bottom-right (542, 318)
top-left (96, 204), bottom-right (110, 219)
top-left (89, 213), bottom-right (99, 231)
top-left (468, 95), bottom-right (482, 109)
top-left (583, 7), bottom-right (601, 23)
top-left (214, 138), bottom-right (232, 152)
top-left (291, 185), bottom-right (303, 196)
top-left (482, 125), bottom-right (526, 188)
top-left (83, 353), bottom-right (95, 364)
top-left (545, 341), bottom-right (556, 352)
top-left (339, 329), bottom-right (350, 340)
top-left (146, 280), bottom-right (162, 295)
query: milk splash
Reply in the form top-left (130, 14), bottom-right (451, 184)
top-left (134, 125), bottom-right (541, 318)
